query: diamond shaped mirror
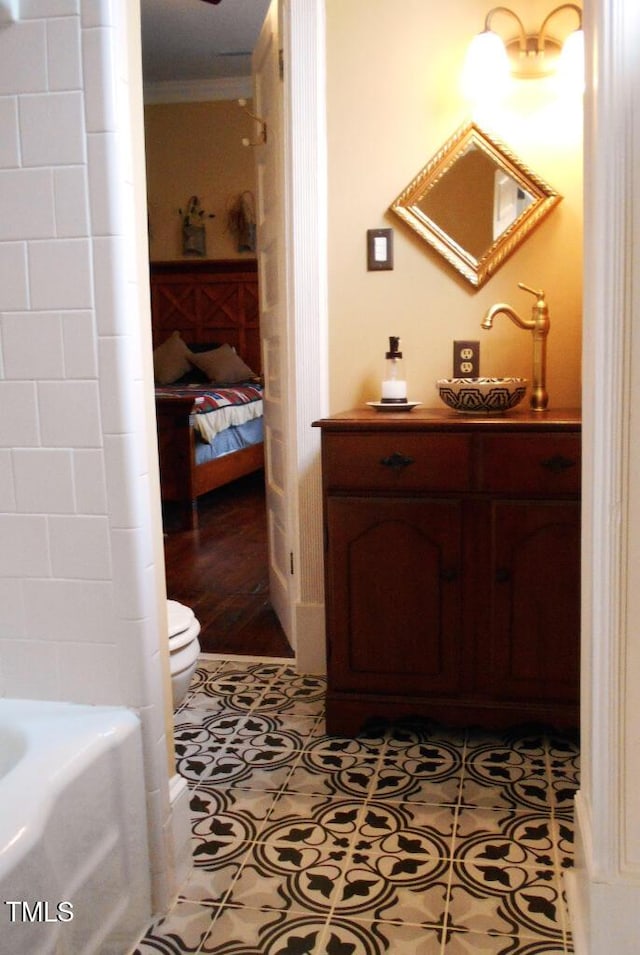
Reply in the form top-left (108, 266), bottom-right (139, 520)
top-left (390, 122), bottom-right (562, 289)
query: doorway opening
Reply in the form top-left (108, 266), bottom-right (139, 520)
top-left (142, 6), bottom-right (291, 659)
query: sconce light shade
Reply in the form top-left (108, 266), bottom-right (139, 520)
top-left (556, 27), bottom-right (585, 92)
top-left (461, 29), bottom-right (511, 101)
top-left (463, 4), bottom-right (583, 93)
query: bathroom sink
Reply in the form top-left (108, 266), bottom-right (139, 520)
top-left (436, 377), bottom-right (528, 413)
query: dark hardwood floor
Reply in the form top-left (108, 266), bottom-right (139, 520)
top-left (162, 471), bottom-right (294, 658)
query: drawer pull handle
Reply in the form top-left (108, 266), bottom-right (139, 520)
top-left (495, 567), bottom-right (511, 583)
top-left (541, 455), bottom-right (576, 474)
top-left (380, 451), bottom-right (415, 471)
top-left (441, 567), bottom-right (458, 583)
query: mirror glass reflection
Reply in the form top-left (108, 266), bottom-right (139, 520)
top-left (391, 123), bottom-right (561, 288)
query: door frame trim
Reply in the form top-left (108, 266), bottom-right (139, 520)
top-left (568, 0), bottom-right (640, 948)
top-left (281, 0), bottom-right (329, 672)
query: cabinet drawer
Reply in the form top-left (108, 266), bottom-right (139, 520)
top-left (322, 432), bottom-right (472, 492)
top-left (479, 433), bottom-right (581, 495)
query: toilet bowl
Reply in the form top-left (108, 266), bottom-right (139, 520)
top-left (167, 599), bottom-right (201, 708)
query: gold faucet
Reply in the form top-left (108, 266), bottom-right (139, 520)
top-left (481, 282), bottom-right (550, 411)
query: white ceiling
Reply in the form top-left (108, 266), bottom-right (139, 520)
top-left (140, 0), bottom-right (271, 82)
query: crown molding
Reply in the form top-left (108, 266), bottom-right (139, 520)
top-left (143, 75), bottom-right (252, 105)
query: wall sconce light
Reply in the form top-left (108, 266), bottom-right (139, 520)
top-left (238, 98), bottom-right (268, 147)
top-left (462, 3), bottom-right (583, 95)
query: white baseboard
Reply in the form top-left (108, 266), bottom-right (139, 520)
top-left (168, 773), bottom-right (192, 895)
top-left (199, 652), bottom-right (294, 664)
top-left (568, 792), bottom-right (640, 955)
top-left (564, 869), bottom-right (588, 955)
top-left (294, 602), bottom-right (326, 674)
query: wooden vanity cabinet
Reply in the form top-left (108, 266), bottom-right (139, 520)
top-left (326, 496), bottom-right (465, 698)
top-left (314, 409), bottom-right (581, 735)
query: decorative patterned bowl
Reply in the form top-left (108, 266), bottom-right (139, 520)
top-left (436, 377), bottom-right (528, 414)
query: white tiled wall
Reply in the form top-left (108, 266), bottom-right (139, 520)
top-left (0, 0), bottom-right (172, 914)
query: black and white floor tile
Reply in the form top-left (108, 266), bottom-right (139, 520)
top-left (135, 659), bottom-right (579, 955)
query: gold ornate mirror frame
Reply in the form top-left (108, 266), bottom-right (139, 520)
top-left (390, 122), bottom-right (562, 289)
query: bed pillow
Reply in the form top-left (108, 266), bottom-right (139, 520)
top-left (153, 331), bottom-right (193, 385)
top-left (189, 343), bottom-right (256, 384)
top-left (169, 342), bottom-right (223, 384)
top-left (188, 341), bottom-right (222, 353)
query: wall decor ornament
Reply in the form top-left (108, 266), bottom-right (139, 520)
top-left (390, 122), bottom-right (562, 289)
top-left (226, 191), bottom-right (256, 253)
top-left (179, 195), bottom-right (215, 257)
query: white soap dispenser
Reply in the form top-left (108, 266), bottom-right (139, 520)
top-left (381, 336), bottom-right (407, 403)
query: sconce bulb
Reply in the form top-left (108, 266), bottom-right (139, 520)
top-left (557, 28), bottom-right (585, 94)
top-left (461, 29), bottom-right (511, 103)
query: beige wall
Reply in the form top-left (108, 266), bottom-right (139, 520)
top-left (144, 100), bottom-right (257, 261)
top-left (325, 0), bottom-right (583, 413)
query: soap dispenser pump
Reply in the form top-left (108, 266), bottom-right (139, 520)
top-left (381, 336), bottom-right (407, 403)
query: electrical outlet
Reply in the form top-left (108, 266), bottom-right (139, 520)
top-left (453, 340), bottom-right (480, 377)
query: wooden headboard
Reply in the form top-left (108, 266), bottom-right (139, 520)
top-left (149, 259), bottom-right (261, 374)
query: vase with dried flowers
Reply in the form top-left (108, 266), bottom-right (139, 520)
top-left (179, 195), bottom-right (215, 257)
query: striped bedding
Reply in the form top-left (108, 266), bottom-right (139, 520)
top-left (155, 382), bottom-right (263, 444)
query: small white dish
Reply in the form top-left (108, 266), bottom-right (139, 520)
top-left (366, 401), bottom-right (422, 412)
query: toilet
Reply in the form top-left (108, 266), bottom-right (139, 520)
top-left (167, 599), bottom-right (201, 708)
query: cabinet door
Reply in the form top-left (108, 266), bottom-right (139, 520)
top-left (325, 497), bottom-right (464, 696)
top-left (479, 501), bottom-right (580, 704)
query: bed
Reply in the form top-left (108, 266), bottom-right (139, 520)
top-left (150, 259), bottom-right (264, 530)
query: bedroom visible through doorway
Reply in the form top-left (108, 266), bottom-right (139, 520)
top-left (142, 64), bottom-right (285, 658)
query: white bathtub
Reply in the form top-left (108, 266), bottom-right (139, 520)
top-left (0, 699), bottom-right (152, 955)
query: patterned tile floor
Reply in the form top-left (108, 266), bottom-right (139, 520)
top-left (135, 658), bottom-right (579, 955)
